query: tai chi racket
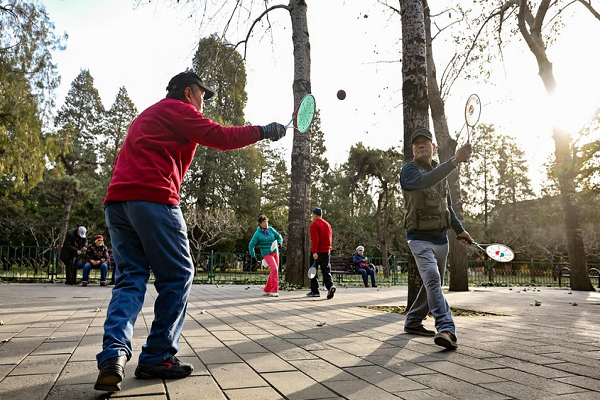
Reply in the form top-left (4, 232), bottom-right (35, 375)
top-left (308, 260), bottom-right (317, 279)
top-left (285, 94), bottom-right (316, 133)
top-left (464, 94), bottom-right (481, 143)
top-left (271, 240), bottom-right (279, 263)
top-left (461, 239), bottom-right (514, 262)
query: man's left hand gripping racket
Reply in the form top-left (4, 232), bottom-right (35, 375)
top-left (285, 94), bottom-right (316, 133)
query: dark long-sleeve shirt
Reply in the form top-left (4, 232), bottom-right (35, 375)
top-left (401, 158), bottom-right (464, 245)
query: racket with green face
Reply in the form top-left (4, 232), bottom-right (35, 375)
top-left (285, 94), bottom-right (316, 133)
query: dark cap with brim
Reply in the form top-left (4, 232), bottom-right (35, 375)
top-left (410, 128), bottom-right (433, 144)
top-left (166, 72), bottom-right (215, 100)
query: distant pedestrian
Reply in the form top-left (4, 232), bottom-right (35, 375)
top-left (94, 71), bottom-right (287, 392)
top-left (307, 208), bottom-right (335, 299)
top-left (249, 215), bottom-right (283, 297)
top-left (59, 226), bottom-right (87, 285)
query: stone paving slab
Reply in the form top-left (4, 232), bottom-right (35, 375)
top-left (0, 283), bottom-right (599, 399)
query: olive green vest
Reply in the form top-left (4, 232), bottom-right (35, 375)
top-left (403, 161), bottom-right (451, 231)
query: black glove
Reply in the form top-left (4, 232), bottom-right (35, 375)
top-left (259, 122), bottom-right (286, 142)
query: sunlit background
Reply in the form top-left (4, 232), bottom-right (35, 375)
top-left (45, 0), bottom-right (600, 195)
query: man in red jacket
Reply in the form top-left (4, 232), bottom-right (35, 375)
top-left (94, 72), bottom-right (286, 392)
top-left (308, 207), bottom-right (335, 299)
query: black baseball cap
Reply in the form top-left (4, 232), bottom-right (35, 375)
top-left (410, 128), bottom-right (433, 144)
top-left (166, 72), bottom-right (215, 100)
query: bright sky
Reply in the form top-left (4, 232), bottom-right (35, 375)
top-left (44, 0), bottom-right (600, 194)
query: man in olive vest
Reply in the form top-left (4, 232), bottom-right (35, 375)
top-left (401, 128), bottom-right (472, 350)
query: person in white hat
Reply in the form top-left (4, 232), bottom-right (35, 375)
top-left (59, 226), bottom-right (87, 285)
top-left (353, 246), bottom-right (377, 287)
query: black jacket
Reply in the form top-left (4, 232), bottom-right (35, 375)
top-left (60, 228), bottom-right (88, 258)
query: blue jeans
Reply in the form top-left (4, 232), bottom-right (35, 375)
top-left (404, 240), bottom-right (455, 336)
top-left (355, 265), bottom-right (376, 286)
top-left (97, 201), bottom-right (194, 368)
top-left (82, 262), bottom-right (107, 283)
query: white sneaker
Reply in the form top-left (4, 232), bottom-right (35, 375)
top-left (267, 292), bottom-right (279, 297)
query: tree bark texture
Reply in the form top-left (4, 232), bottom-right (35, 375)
top-left (424, 0), bottom-right (469, 291)
top-left (286, 0), bottom-right (313, 287)
top-left (516, 0), bottom-right (592, 291)
top-left (400, 0), bottom-right (429, 308)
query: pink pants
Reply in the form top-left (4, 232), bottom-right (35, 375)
top-left (263, 253), bottom-right (279, 294)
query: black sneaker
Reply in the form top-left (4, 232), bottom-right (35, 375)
top-left (327, 286), bottom-right (336, 299)
top-left (306, 292), bottom-right (321, 297)
top-left (94, 355), bottom-right (127, 391)
top-left (135, 356), bottom-right (193, 379)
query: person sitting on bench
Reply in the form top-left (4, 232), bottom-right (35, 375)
top-left (353, 246), bottom-right (377, 288)
top-left (82, 235), bottom-right (109, 286)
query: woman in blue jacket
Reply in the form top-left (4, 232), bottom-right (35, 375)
top-left (353, 246), bottom-right (377, 287)
top-left (249, 215), bottom-right (283, 297)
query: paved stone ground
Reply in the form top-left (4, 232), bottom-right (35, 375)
top-left (0, 283), bottom-right (599, 400)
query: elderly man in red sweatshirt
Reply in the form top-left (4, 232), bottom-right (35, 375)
top-left (307, 207), bottom-right (335, 299)
top-left (94, 72), bottom-right (286, 392)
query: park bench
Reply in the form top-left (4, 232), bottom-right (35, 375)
top-left (329, 255), bottom-right (355, 275)
top-left (558, 266), bottom-right (600, 288)
top-left (328, 255), bottom-right (357, 284)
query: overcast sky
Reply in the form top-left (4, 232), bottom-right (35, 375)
top-left (44, 0), bottom-right (600, 194)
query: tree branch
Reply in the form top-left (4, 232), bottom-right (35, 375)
top-left (577, 0), bottom-right (600, 21)
top-left (228, 3), bottom-right (291, 60)
top-left (531, 0), bottom-right (552, 35)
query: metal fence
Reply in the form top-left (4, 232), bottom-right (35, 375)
top-left (1, 244), bottom-right (599, 288)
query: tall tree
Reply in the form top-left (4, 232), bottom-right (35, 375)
top-left (55, 69), bottom-right (105, 176)
top-left (400, 0), bottom-right (429, 308)
top-left (52, 69), bottom-right (105, 244)
top-left (102, 86), bottom-right (137, 184)
top-left (502, 0), bottom-right (594, 290)
top-left (0, 0), bottom-right (66, 192)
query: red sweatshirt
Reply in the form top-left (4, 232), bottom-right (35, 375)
top-left (105, 98), bottom-right (261, 205)
top-left (310, 218), bottom-right (332, 254)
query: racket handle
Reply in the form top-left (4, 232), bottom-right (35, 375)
top-left (285, 118), bottom-right (293, 130)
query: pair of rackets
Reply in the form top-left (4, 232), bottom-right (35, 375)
top-left (462, 95), bottom-right (515, 262)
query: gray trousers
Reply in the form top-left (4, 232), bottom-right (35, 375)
top-left (404, 240), bottom-right (456, 336)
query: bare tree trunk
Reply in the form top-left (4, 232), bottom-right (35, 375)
top-left (400, 0), bottom-right (429, 308)
top-left (424, 0), bottom-right (468, 291)
top-left (58, 188), bottom-right (76, 246)
top-left (285, 0), bottom-right (312, 287)
top-left (516, 0), bottom-right (592, 291)
top-left (375, 189), bottom-right (390, 278)
top-left (554, 126), bottom-right (592, 290)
